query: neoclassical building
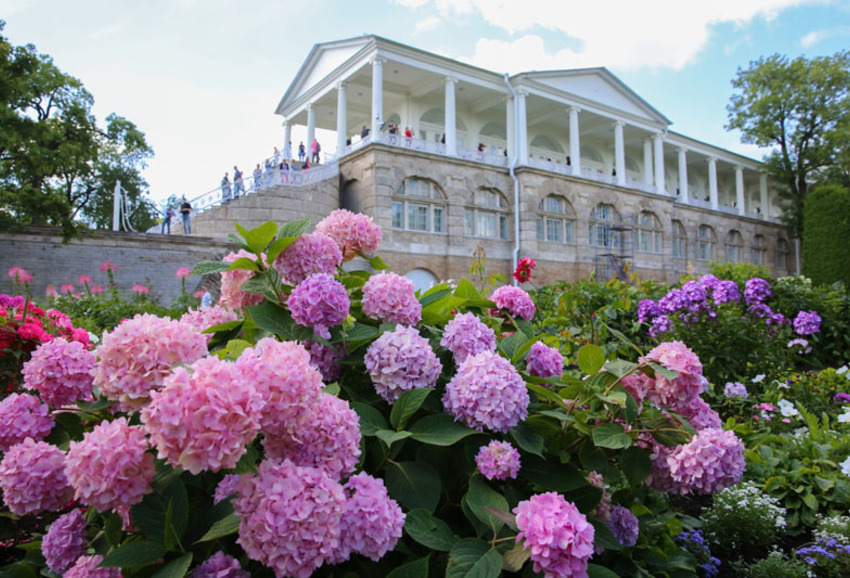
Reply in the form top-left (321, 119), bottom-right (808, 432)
top-left (197, 35), bottom-right (793, 287)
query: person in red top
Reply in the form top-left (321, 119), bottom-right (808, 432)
top-left (404, 126), bottom-right (413, 147)
top-left (311, 139), bottom-right (321, 163)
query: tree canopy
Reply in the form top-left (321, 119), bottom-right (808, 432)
top-left (0, 21), bottom-right (157, 237)
top-left (727, 50), bottom-right (850, 238)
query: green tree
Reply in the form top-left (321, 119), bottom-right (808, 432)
top-left (726, 51), bottom-right (850, 238)
top-left (0, 21), bottom-right (156, 236)
top-left (802, 184), bottom-right (850, 285)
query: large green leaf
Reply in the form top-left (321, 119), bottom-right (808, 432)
top-left (465, 477), bottom-right (510, 533)
top-left (385, 461), bottom-right (442, 512)
top-left (390, 389), bottom-right (433, 430)
top-left (246, 302), bottom-right (294, 338)
top-left (278, 217), bottom-right (311, 239)
top-left (191, 261), bottom-right (231, 276)
top-left (520, 455), bottom-right (587, 492)
top-left (453, 278), bottom-right (482, 301)
top-left (404, 509), bottom-right (458, 551)
top-left (150, 553), bottom-right (193, 578)
top-left (409, 414), bottom-right (480, 446)
top-left (375, 429), bottom-right (413, 447)
top-left (577, 344), bottom-right (605, 375)
top-left (243, 221), bottom-right (278, 254)
top-left (446, 539), bottom-right (503, 578)
top-left (225, 257), bottom-right (260, 272)
top-left (588, 563), bottom-right (621, 578)
top-left (589, 518), bottom-right (622, 551)
top-left (351, 402), bottom-right (387, 436)
top-left (195, 513), bottom-right (240, 543)
top-left (130, 478), bottom-right (188, 545)
top-left (592, 423), bottom-right (632, 449)
top-left (386, 555), bottom-right (431, 578)
top-left (99, 541), bottom-right (166, 569)
top-left (620, 446), bottom-right (652, 486)
top-left (510, 422), bottom-right (544, 457)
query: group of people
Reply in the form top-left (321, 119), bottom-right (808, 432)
top-left (160, 197), bottom-right (192, 235)
top-left (219, 141), bottom-right (323, 203)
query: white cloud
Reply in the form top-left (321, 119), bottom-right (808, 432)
top-left (389, 0), bottom-right (431, 8)
top-left (413, 16), bottom-right (441, 35)
top-left (800, 26), bottom-right (850, 47)
top-left (406, 0), bottom-right (823, 71)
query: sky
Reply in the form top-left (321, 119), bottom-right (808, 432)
top-left (3, 0), bottom-right (849, 205)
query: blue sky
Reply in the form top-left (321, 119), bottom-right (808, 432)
top-left (4, 0), bottom-right (848, 204)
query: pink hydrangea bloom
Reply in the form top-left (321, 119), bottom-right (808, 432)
top-left (234, 338), bottom-right (323, 438)
top-left (679, 397), bottom-right (722, 432)
top-left (641, 341), bottom-right (706, 412)
top-left (440, 312), bottom-right (497, 364)
top-left (234, 459), bottom-right (346, 578)
top-left (364, 325), bottom-right (442, 404)
top-left (640, 434), bottom-right (682, 494)
top-left (0, 393), bottom-right (54, 451)
top-left (315, 209), bottom-right (382, 261)
top-left (331, 472), bottom-right (405, 563)
top-left (491, 285), bottom-right (536, 321)
top-left (214, 474), bottom-right (240, 505)
top-left (65, 417), bottom-right (154, 512)
top-left (442, 351), bottom-right (529, 433)
top-left (65, 555), bottom-right (122, 578)
top-left (274, 232), bottom-right (342, 283)
top-left (262, 393), bottom-right (361, 480)
top-left (141, 357), bottom-right (264, 474)
top-left (191, 551), bottom-right (249, 578)
top-left (176, 267), bottom-right (192, 278)
top-left (303, 340), bottom-right (346, 382)
top-left (475, 440), bottom-right (521, 480)
top-left (43, 509), bottom-right (88, 575)
top-left (514, 492), bottom-right (595, 578)
top-left (0, 439), bottom-right (73, 515)
top-left (362, 272), bottom-right (422, 326)
top-left (526, 342), bottom-right (564, 378)
top-left (621, 373), bottom-right (650, 410)
top-left (180, 305), bottom-right (239, 342)
top-left (220, 250), bottom-right (267, 310)
top-left (287, 273), bottom-right (350, 339)
top-left (22, 337), bottom-right (96, 407)
top-left (668, 428), bottom-right (745, 495)
top-left (93, 313), bottom-right (208, 412)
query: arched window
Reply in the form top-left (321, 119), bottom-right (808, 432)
top-left (672, 220), bottom-right (687, 259)
top-left (465, 188), bottom-right (509, 240)
top-left (697, 225), bottom-right (716, 261)
top-left (752, 234), bottom-right (767, 266)
top-left (588, 203), bottom-right (619, 248)
top-left (405, 268), bottom-right (439, 293)
top-left (725, 230), bottom-right (743, 263)
top-left (776, 238), bottom-right (790, 270)
top-left (393, 178), bottom-right (447, 233)
top-left (636, 211), bottom-right (662, 253)
top-left (537, 195), bottom-right (575, 244)
top-left (530, 135), bottom-right (564, 153)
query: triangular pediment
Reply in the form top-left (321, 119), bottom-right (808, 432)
top-left (526, 68), bottom-right (670, 125)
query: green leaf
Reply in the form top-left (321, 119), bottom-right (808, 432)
top-left (409, 414), bottom-right (480, 446)
top-left (446, 539), bottom-right (503, 578)
top-left (0, 561), bottom-right (39, 578)
top-left (515, 318), bottom-right (535, 338)
top-left (237, 277), bottom-right (268, 294)
top-left (390, 389), bottom-right (433, 430)
top-left (453, 278), bottom-right (482, 301)
top-left (649, 363), bottom-right (679, 382)
top-left (589, 518), bottom-right (622, 551)
top-left (497, 331), bottom-right (530, 361)
top-left (404, 509), bottom-right (458, 551)
top-left (277, 217), bottom-right (311, 239)
top-left (621, 446), bottom-right (652, 486)
top-left (510, 423), bottom-right (544, 457)
top-left (587, 563), bottom-right (621, 578)
top-left (191, 261), bottom-right (231, 276)
top-left (233, 443), bottom-right (260, 474)
top-left (150, 553), bottom-right (193, 578)
top-left (579, 443), bottom-right (608, 473)
top-left (375, 429), bottom-right (413, 447)
top-left (243, 221), bottom-right (278, 254)
top-left (600, 322), bottom-right (643, 355)
top-left (195, 513), bottom-right (240, 543)
top-left (385, 461), bottom-right (442, 512)
top-left (592, 423), bottom-right (632, 449)
top-left (130, 477), bottom-right (188, 545)
top-left (323, 383), bottom-right (340, 396)
top-left (225, 257), bottom-right (260, 272)
top-left (364, 253), bottom-right (391, 270)
top-left (802, 493), bottom-right (819, 511)
top-left (577, 344), bottom-right (605, 375)
top-left (387, 555), bottom-right (431, 578)
top-left (502, 543), bottom-right (530, 573)
top-left (520, 455), bottom-right (587, 492)
top-left (100, 541), bottom-right (166, 569)
top-left (246, 301), bottom-right (294, 338)
top-left (339, 323), bottom-right (379, 342)
top-left (465, 477), bottom-right (510, 533)
top-left (351, 402), bottom-right (387, 436)
top-left (604, 358), bottom-right (638, 378)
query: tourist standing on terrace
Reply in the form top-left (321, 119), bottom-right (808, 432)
top-left (283, 141), bottom-right (292, 161)
top-left (298, 142), bottom-right (306, 163)
top-left (221, 173), bottom-right (232, 203)
top-left (404, 126), bottom-right (413, 147)
top-left (180, 197), bottom-right (192, 235)
top-left (273, 146), bottom-right (281, 166)
top-left (253, 164), bottom-right (262, 190)
top-left (311, 139), bottom-right (321, 163)
top-left (161, 205), bottom-right (176, 234)
top-left (233, 166), bottom-right (245, 198)
top-left (361, 125), bottom-right (370, 139)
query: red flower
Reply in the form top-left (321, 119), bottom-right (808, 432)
top-left (512, 257), bottom-right (536, 283)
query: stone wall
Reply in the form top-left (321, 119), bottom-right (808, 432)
top-left (0, 228), bottom-right (236, 303)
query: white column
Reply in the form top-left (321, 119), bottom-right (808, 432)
top-left (708, 157), bottom-right (719, 210)
top-left (306, 104), bottom-right (316, 147)
top-left (735, 165), bottom-right (746, 216)
top-left (444, 76), bottom-right (457, 156)
top-left (759, 173), bottom-right (769, 220)
top-left (517, 89), bottom-right (528, 165)
top-left (568, 106), bottom-right (581, 176)
top-left (283, 121), bottom-right (292, 152)
top-left (653, 132), bottom-right (666, 195)
top-left (505, 95), bottom-right (515, 161)
top-left (643, 138), bottom-right (653, 186)
top-left (336, 82), bottom-right (347, 156)
top-left (613, 121), bottom-right (626, 186)
top-left (371, 57), bottom-right (385, 141)
top-left (677, 147), bottom-right (689, 204)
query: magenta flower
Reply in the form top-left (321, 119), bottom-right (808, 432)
top-left (365, 325), bottom-right (442, 404)
top-left (315, 208), bottom-right (382, 261)
top-left (100, 260), bottom-right (118, 272)
top-left (362, 272), bottom-right (422, 326)
top-left (78, 274), bottom-right (92, 286)
top-left (491, 285), bottom-right (536, 321)
top-left (65, 417), bottom-right (154, 512)
top-left (303, 340), bottom-right (346, 382)
top-left (131, 284), bottom-right (149, 295)
top-left (176, 267), bottom-right (192, 278)
top-left (61, 283), bottom-right (75, 294)
top-left (90, 285), bottom-right (104, 295)
top-left (8, 266), bottom-right (32, 283)
top-left (191, 551), bottom-right (249, 578)
top-left (214, 474), bottom-right (240, 505)
top-left (441, 312), bottom-right (497, 364)
top-left (475, 440), bottom-right (521, 480)
top-left (526, 341), bottom-right (564, 378)
top-left (0, 393), bottom-right (54, 451)
top-left (180, 305), bottom-right (239, 342)
top-left (641, 341), bottom-right (706, 412)
top-left (793, 310), bottom-right (822, 336)
top-left (65, 555), bottom-right (121, 578)
top-left (667, 428), bottom-right (745, 494)
top-left (274, 232), bottom-right (342, 283)
top-left (513, 257), bottom-right (536, 283)
top-left (287, 273), bottom-right (350, 339)
top-left (46, 284), bottom-right (58, 297)
top-left (514, 492), bottom-right (595, 578)
top-left (0, 439), bottom-right (73, 515)
top-left (22, 337), bottom-right (96, 407)
top-left (42, 509), bottom-right (88, 575)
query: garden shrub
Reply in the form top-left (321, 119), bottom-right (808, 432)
top-left (701, 482), bottom-right (786, 560)
top-left (802, 183), bottom-right (850, 286)
top-left (742, 551), bottom-right (808, 578)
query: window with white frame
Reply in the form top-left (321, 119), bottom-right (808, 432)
top-left (672, 220), bottom-right (687, 259)
top-left (464, 188), bottom-right (509, 240)
top-left (636, 211), bottom-right (662, 253)
top-left (536, 195), bottom-right (575, 244)
top-left (726, 230), bottom-right (743, 263)
top-left (697, 225), bottom-right (716, 261)
top-left (392, 178), bottom-right (447, 233)
top-left (776, 238), bottom-right (789, 270)
top-left (752, 234), bottom-right (767, 266)
top-left (588, 203), bottom-right (620, 248)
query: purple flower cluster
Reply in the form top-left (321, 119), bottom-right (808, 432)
top-left (525, 341), bottom-right (564, 378)
top-left (42, 509), bottom-right (88, 575)
top-left (744, 277), bottom-right (772, 305)
top-left (0, 393), bottom-right (54, 451)
top-left (440, 312), bottom-right (496, 364)
top-left (214, 474), bottom-right (240, 505)
top-left (274, 232), bottom-right (342, 284)
top-left (287, 273), bottom-right (350, 339)
top-left (607, 505), bottom-right (639, 548)
top-left (723, 382), bottom-right (748, 399)
top-left (667, 428), bottom-right (745, 494)
top-left (365, 325), bottom-right (442, 404)
top-left (793, 310), bottom-right (822, 336)
top-left (491, 285), bottom-right (536, 321)
top-left (303, 340), bottom-right (346, 382)
top-left (442, 351), bottom-right (529, 433)
top-left (676, 529), bottom-right (721, 578)
top-left (332, 473), bottom-right (405, 563)
top-left (362, 272), bottom-right (422, 326)
top-left (475, 440), bottom-right (521, 480)
top-left (65, 555), bottom-right (122, 578)
top-left (191, 551), bottom-right (250, 578)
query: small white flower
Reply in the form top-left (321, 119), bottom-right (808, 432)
top-left (837, 365), bottom-right (848, 375)
top-left (841, 456), bottom-right (850, 477)
top-left (838, 410), bottom-right (850, 424)
top-left (752, 374), bottom-right (766, 384)
top-left (777, 399), bottom-right (799, 417)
